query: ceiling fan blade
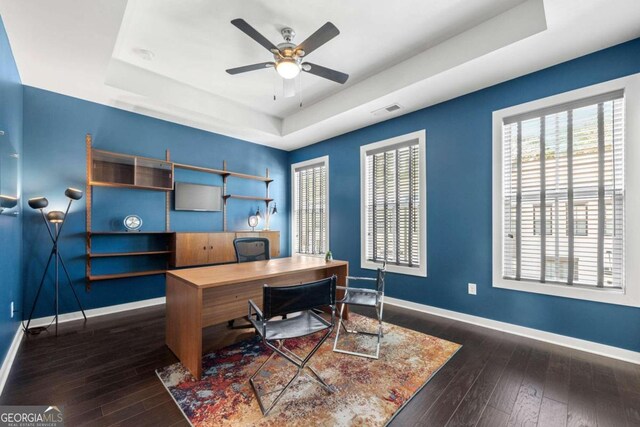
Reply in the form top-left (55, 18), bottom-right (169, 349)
top-left (231, 19), bottom-right (279, 53)
top-left (226, 62), bottom-right (274, 75)
top-left (296, 22), bottom-right (340, 57)
top-left (303, 63), bottom-right (349, 84)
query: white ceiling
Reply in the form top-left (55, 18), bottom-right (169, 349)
top-left (1, 0), bottom-right (639, 151)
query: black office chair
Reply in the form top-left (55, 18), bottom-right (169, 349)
top-left (333, 263), bottom-right (386, 359)
top-left (228, 237), bottom-right (272, 328)
top-left (248, 276), bottom-right (337, 416)
top-left (234, 237), bottom-right (270, 263)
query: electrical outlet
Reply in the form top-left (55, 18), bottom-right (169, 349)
top-left (10, 301), bottom-right (14, 318)
top-left (468, 283), bottom-right (477, 295)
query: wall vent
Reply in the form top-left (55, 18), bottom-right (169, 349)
top-left (371, 103), bottom-right (403, 116)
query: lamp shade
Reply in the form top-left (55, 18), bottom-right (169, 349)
top-left (0, 195), bottom-right (18, 209)
top-left (28, 197), bottom-right (49, 210)
top-left (65, 187), bottom-right (83, 200)
top-left (46, 210), bottom-right (65, 223)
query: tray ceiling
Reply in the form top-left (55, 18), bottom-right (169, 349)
top-left (1, 0), bottom-right (639, 150)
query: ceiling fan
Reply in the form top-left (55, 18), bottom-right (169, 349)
top-left (226, 19), bottom-right (349, 85)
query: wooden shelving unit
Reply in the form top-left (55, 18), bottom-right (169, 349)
top-left (85, 133), bottom-right (276, 288)
top-left (88, 250), bottom-right (172, 258)
top-left (85, 230), bottom-right (172, 289)
top-left (174, 159), bottom-right (273, 231)
top-left (88, 270), bottom-right (167, 282)
top-left (88, 231), bottom-right (175, 235)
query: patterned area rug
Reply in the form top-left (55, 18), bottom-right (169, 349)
top-left (157, 313), bottom-right (461, 426)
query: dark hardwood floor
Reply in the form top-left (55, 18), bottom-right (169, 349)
top-left (2, 304), bottom-right (639, 426)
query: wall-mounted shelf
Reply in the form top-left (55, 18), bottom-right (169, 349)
top-left (88, 250), bottom-right (172, 258)
top-left (223, 194), bottom-right (273, 202)
top-left (85, 228), bottom-right (173, 289)
top-left (88, 231), bottom-right (175, 235)
top-left (90, 182), bottom-right (171, 192)
top-left (173, 163), bottom-right (273, 182)
top-left (173, 163), bottom-right (226, 176)
top-left (226, 171), bottom-right (273, 183)
top-left (88, 270), bottom-right (167, 282)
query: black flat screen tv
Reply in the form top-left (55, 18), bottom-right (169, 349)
top-left (174, 182), bottom-right (222, 211)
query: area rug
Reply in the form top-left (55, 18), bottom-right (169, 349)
top-left (157, 313), bottom-right (461, 426)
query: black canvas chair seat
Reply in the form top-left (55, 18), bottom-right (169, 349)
top-left (340, 288), bottom-right (378, 307)
top-left (251, 311), bottom-right (331, 341)
top-left (248, 276), bottom-right (337, 416)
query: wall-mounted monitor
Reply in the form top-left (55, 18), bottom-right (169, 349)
top-left (174, 182), bottom-right (222, 212)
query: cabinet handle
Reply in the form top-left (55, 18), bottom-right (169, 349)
top-left (203, 246), bottom-right (206, 250)
top-left (210, 246), bottom-right (213, 249)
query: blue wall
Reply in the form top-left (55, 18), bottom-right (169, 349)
top-left (22, 87), bottom-right (289, 319)
top-left (289, 38), bottom-right (640, 352)
top-left (0, 16), bottom-right (23, 361)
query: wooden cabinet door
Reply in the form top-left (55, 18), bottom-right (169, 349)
top-left (174, 233), bottom-right (209, 267)
top-left (208, 233), bottom-right (237, 264)
top-left (259, 231), bottom-right (280, 258)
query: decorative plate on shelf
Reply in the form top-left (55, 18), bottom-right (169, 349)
top-left (124, 215), bottom-right (142, 232)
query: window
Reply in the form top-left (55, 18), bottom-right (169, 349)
top-left (291, 156), bottom-right (329, 255)
top-left (569, 202), bottom-right (588, 237)
top-left (361, 130), bottom-right (426, 277)
top-left (533, 204), bottom-right (553, 236)
top-left (493, 73), bottom-right (640, 307)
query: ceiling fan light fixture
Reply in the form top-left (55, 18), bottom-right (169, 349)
top-left (276, 59), bottom-right (300, 79)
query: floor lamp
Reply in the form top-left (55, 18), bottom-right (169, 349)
top-left (25, 188), bottom-right (87, 336)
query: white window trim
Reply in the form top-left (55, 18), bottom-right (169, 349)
top-left (360, 130), bottom-right (427, 277)
top-left (492, 73), bottom-right (640, 307)
top-left (290, 156), bottom-right (329, 257)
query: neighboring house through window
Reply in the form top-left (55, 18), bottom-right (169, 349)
top-left (493, 73), bottom-right (640, 307)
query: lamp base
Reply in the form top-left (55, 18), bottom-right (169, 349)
top-left (26, 326), bottom-right (47, 336)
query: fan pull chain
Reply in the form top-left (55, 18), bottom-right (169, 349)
top-left (273, 71), bottom-right (277, 101)
top-left (298, 72), bottom-right (303, 108)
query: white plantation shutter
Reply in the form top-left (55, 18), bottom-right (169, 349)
top-left (293, 159), bottom-right (328, 255)
top-left (365, 140), bottom-right (421, 267)
top-left (502, 90), bottom-right (625, 289)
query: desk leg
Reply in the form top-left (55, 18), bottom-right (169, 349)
top-left (166, 276), bottom-right (203, 380)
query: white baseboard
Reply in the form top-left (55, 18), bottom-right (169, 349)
top-left (28, 297), bottom-right (166, 328)
top-left (0, 325), bottom-right (25, 396)
top-left (385, 296), bottom-right (640, 365)
top-left (0, 296), bottom-right (166, 396)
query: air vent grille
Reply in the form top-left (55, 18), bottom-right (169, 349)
top-left (371, 103), bottom-right (403, 116)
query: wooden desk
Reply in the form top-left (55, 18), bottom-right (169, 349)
top-left (165, 256), bottom-right (349, 379)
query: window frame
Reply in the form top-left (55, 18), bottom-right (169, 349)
top-left (360, 130), bottom-right (427, 277)
top-left (492, 73), bottom-right (640, 307)
top-left (290, 156), bottom-right (330, 257)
